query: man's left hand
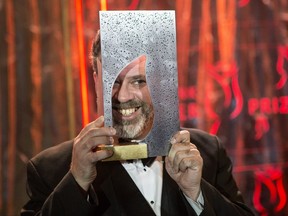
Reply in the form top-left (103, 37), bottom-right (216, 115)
top-left (165, 130), bottom-right (203, 201)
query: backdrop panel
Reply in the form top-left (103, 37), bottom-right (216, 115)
top-left (0, 0), bottom-right (287, 215)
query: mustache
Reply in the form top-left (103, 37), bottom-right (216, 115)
top-left (112, 99), bottom-right (144, 109)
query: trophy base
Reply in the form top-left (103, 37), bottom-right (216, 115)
top-left (100, 143), bottom-right (148, 161)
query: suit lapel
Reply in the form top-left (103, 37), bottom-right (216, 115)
top-left (96, 161), bottom-right (156, 216)
top-left (161, 163), bottom-right (197, 216)
top-left (95, 161), bottom-right (197, 216)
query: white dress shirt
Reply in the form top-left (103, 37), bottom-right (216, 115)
top-left (122, 156), bottom-right (204, 216)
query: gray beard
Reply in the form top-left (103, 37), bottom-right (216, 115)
top-left (113, 103), bottom-right (154, 140)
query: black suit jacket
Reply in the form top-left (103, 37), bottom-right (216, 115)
top-left (21, 129), bottom-right (254, 216)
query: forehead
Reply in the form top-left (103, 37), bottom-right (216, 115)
top-left (117, 55), bottom-right (147, 79)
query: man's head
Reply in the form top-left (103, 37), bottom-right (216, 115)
top-left (90, 30), bottom-right (101, 74)
top-left (90, 32), bottom-right (154, 141)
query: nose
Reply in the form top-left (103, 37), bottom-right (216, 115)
top-left (113, 83), bottom-right (134, 103)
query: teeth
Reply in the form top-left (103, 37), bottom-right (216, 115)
top-left (119, 108), bottom-right (137, 116)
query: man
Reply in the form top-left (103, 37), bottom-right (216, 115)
top-left (21, 31), bottom-right (254, 216)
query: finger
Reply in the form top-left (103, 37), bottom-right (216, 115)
top-left (170, 130), bottom-right (190, 145)
top-left (178, 149), bottom-right (202, 172)
top-left (89, 149), bottom-right (113, 163)
top-left (78, 116), bottom-right (105, 136)
top-left (168, 142), bottom-right (196, 164)
top-left (85, 136), bottom-right (114, 151)
top-left (77, 126), bottom-right (116, 147)
top-left (164, 156), bottom-right (175, 175)
top-left (172, 147), bottom-right (199, 172)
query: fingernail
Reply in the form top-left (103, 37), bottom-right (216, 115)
top-left (107, 149), bottom-right (114, 156)
top-left (171, 138), bottom-right (176, 144)
top-left (109, 127), bottom-right (116, 135)
top-left (109, 137), bottom-right (114, 144)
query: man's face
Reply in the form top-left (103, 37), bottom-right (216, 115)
top-left (94, 55), bottom-right (154, 140)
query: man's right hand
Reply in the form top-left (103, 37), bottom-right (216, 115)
top-left (70, 116), bottom-right (116, 191)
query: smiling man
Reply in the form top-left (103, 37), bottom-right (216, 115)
top-left (109, 55), bottom-right (154, 140)
top-left (21, 28), bottom-right (255, 215)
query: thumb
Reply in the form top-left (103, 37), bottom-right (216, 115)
top-left (165, 157), bottom-right (175, 174)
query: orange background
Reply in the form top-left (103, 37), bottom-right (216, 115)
top-left (1, 0), bottom-right (288, 215)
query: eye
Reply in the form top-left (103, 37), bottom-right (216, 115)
top-left (133, 79), bottom-right (146, 85)
top-left (113, 79), bottom-right (121, 88)
top-left (131, 79), bottom-right (147, 88)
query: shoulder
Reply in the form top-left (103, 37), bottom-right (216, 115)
top-left (28, 140), bottom-right (73, 187)
top-left (182, 128), bottom-right (220, 148)
top-left (182, 128), bottom-right (232, 183)
top-left (181, 128), bottom-right (224, 163)
top-left (31, 140), bottom-right (73, 166)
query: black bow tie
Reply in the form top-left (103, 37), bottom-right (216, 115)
top-left (141, 157), bottom-right (156, 167)
top-left (126, 157), bottom-right (156, 167)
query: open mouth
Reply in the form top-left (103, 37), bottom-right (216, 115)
top-left (112, 101), bottom-right (143, 121)
top-left (118, 107), bottom-right (140, 116)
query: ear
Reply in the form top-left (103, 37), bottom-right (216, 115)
top-left (93, 71), bottom-right (97, 83)
top-left (93, 72), bottom-right (97, 99)
top-left (93, 71), bottom-right (104, 116)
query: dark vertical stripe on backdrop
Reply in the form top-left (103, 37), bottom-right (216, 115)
top-left (0, 5), bottom-right (5, 210)
top-left (0, 74), bottom-right (2, 213)
top-left (61, 0), bottom-right (76, 139)
top-left (29, 0), bottom-right (42, 155)
top-left (197, 0), bottom-right (214, 131)
top-left (0, 4), bottom-right (6, 212)
top-left (216, 1), bottom-right (245, 171)
top-left (6, 0), bottom-right (16, 215)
